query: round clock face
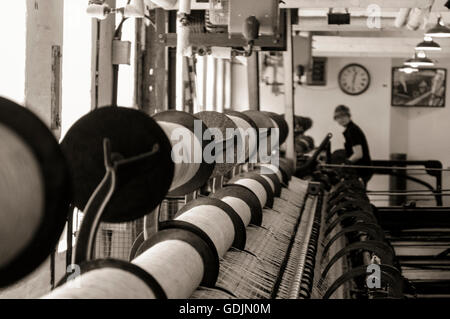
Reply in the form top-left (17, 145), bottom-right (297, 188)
top-left (338, 64), bottom-right (371, 95)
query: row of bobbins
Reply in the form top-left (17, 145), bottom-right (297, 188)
top-left (42, 108), bottom-right (296, 299)
top-left (43, 155), bottom-right (295, 299)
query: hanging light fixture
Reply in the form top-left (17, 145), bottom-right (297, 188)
top-left (425, 17), bottom-right (450, 38)
top-left (399, 67), bottom-right (419, 74)
top-left (415, 36), bottom-right (442, 51)
top-left (404, 51), bottom-right (435, 67)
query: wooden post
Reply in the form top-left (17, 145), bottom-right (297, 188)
top-left (283, 9), bottom-right (296, 168)
top-left (25, 0), bottom-right (64, 139)
top-left (91, 0), bottom-right (116, 109)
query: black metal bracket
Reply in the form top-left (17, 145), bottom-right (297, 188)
top-left (73, 138), bottom-right (159, 265)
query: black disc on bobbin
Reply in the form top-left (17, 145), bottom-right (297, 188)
top-left (56, 258), bottom-right (167, 299)
top-left (255, 169), bottom-right (282, 197)
top-left (61, 107), bottom-right (174, 223)
top-left (176, 197), bottom-right (247, 250)
top-left (223, 110), bottom-right (259, 161)
top-left (243, 111), bottom-right (277, 162)
top-left (0, 97), bottom-right (71, 288)
top-left (153, 110), bottom-right (215, 197)
top-left (228, 172), bottom-right (275, 208)
top-left (136, 228), bottom-right (220, 288)
top-left (242, 110), bottom-right (276, 134)
top-left (263, 111), bottom-right (289, 145)
top-left (194, 111), bottom-right (238, 177)
top-left (223, 110), bottom-right (258, 133)
top-left (210, 184), bottom-right (263, 226)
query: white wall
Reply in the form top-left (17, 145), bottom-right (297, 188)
top-left (0, 2), bottom-right (26, 105)
top-left (61, 0), bottom-right (94, 139)
top-left (25, 0), bottom-right (64, 138)
top-left (391, 58), bottom-right (450, 205)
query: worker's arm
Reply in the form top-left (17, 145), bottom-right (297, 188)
top-left (348, 145), bottom-right (363, 163)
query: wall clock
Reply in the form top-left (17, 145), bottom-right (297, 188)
top-left (338, 64), bottom-right (371, 96)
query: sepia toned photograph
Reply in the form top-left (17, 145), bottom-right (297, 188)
top-left (1, 1), bottom-right (450, 313)
top-left (392, 67), bottom-right (447, 107)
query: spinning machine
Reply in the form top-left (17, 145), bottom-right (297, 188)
top-left (0, 95), bottom-right (412, 299)
top-left (1, 0), bottom-right (441, 300)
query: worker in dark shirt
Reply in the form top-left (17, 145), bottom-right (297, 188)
top-left (334, 105), bottom-right (373, 186)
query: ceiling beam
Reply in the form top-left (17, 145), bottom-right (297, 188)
top-left (295, 16), bottom-right (397, 31)
top-left (309, 30), bottom-right (429, 37)
top-left (281, 0), bottom-right (435, 9)
top-left (312, 35), bottom-right (450, 57)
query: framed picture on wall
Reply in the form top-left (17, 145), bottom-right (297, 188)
top-left (392, 67), bottom-right (446, 107)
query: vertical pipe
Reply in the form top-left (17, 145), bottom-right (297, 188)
top-left (175, 0), bottom-right (191, 111)
top-left (247, 53), bottom-right (260, 110)
top-left (206, 55), bottom-right (217, 111)
top-left (216, 58), bottom-right (225, 112)
top-left (283, 9), bottom-right (296, 169)
top-left (224, 59), bottom-right (232, 110)
top-left (175, 33), bottom-right (187, 111)
top-left (195, 55), bottom-right (208, 113)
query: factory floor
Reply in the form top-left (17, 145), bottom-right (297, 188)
top-left (0, 253), bottom-right (66, 299)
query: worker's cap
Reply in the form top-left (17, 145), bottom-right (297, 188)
top-left (334, 105), bottom-right (351, 120)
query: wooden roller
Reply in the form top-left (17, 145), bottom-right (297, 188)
top-left (153, 110), bottom-right (215, 196)
top-left (0, 97), bottom-right (71, 288)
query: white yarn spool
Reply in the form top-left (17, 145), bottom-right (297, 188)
top-left (227, 115), bottom-right (257, 162)
top-left (133, 240), bottom-right (204, 299)
top-left (176, 205), bottom-right (235, 257)
top-left (233, 179), bottom-right (267, 208)
top-left (0, 124), bottom-right (44, 268)
top-left (42, 268), bottom-right (156, 299)
top-left (220, 196), bottom-right (252, 227)
top-left (158, 121), bottom-right (202, 191)
top-left (260, 175), bottom-right (275, 193)
top-left (258, 164), bottom-right (283, 183)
